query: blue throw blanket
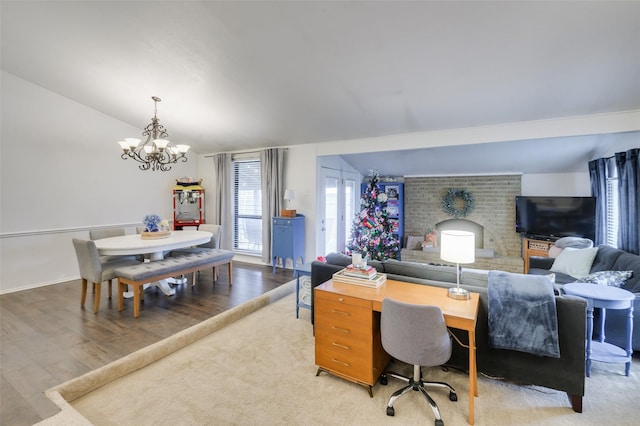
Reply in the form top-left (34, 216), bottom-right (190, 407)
top-left (488, 271), bottom-right (560, 358)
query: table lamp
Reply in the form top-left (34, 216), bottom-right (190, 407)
top-left (440, 230), bottom-right (475, 300)
top-left (281, 189), bottom-right (297, 217)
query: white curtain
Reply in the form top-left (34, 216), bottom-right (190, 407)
top-left (260, 148), bottom-right (284, 263)
top-left (211, 153), bottom-right (233, 250)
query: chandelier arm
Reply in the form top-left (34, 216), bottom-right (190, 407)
top-left (129, 148), bottom-right (152, 165)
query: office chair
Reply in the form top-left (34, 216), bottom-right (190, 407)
top-left (380, 298), bottom-right (457, 426)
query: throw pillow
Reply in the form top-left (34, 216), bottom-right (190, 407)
top-left (406, 236), bottom-right (423, 250)
top-left (576, 270), bottom-right (633, 287)
top-left (548, 246), bottom-right (563, 258)
top-left (550, 247), bottom-right (598, 279)
top-left (554, 237), bottom-right (594, 249)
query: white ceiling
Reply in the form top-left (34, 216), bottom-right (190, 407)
top-left (2, 1), bottom-right (639, 175)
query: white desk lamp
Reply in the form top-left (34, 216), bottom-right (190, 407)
top-left (282, 189), bottom-right (297, 217)
top-left (440, 230), bottom-right (475, 300)
top-left (284, 189), bottom-right (295, 206)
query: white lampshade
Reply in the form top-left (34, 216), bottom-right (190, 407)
top-left (118, 141), bottom-right (131, 151)
top-left (440, 230), bottom-right (475, 264)
top-left (284, 189), bottom-right (295, 201)
top-left (124, 138), bottom-right (141, 149)
top-left (153, 139), bottom-right (169, 150)
top-left (176, 144), bottom-right (190, 154)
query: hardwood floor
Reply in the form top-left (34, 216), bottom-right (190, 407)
top-left (0, 262), bottom-right (296, 426)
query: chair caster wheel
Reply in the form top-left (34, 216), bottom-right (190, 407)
top-left (435, 420), bottom-right (444, 426)
top-left (386, 406), bottom-right (395, 416)
top-left (380, 375), bottom-right (388, 385)
top-left (449, 391), bottom-right (457, 401)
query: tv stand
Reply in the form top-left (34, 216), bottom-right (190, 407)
top-left (524, 234), bottom-right (559, 242)
top-left (522, 237), bottom-right (555, 273)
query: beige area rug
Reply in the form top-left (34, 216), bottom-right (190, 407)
top-left (39, 281), bottom-right (638, 426)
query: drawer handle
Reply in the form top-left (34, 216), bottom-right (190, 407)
top-left (332, 358), bottom-right (350, 367)
top-left (332, 326), bottom-right (350, 334)
top-left (338, 297), bottom-right (345, 302)
top-left (332, 342), bottom-right (350, 350)
top-left (331, 309), bottom-right (350, 316)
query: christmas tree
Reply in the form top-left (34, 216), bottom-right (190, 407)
top-left (346, 173), bottom-right (400, 261)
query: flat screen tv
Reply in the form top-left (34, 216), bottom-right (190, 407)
top-left (515, 196), bottom-right (596, 241)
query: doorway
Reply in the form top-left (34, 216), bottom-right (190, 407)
top-left (318, 167), bottom-right (359, 256)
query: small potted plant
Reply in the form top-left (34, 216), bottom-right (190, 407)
top-left (141, 214), bottom-right (172, 239)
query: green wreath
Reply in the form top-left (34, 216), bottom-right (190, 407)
top-left (441, 188), bottom-right (474, 217)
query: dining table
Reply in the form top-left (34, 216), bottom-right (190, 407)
top-left (94, 230), bottom-right (212, 296)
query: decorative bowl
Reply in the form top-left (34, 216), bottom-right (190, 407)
top-left (141, 231), bottom-right (172, 240)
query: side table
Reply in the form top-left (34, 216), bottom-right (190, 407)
top-left (563, 283), bottom-right (634, 376)
top-left (294, 262), bottom-right (313, 319)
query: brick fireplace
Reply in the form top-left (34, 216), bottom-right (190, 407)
top-left (401, 175), bottom-right (524, 273)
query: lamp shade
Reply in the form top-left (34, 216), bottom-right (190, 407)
top-left (440, 230), bottom-right (475, 264)
top-left (284, 189), bottom-right (295, 201)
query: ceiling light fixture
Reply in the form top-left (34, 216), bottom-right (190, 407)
top-left (117, 96), bottom-right (189, 171)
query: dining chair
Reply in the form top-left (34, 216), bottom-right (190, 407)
top-left (379, 298), bottom-right (457, 426)
top-left (72, 238), bottom-right (141, 313)
top-left (89, 227), bottom-right (137, 289)
top-left (89, 228), bottom-right (125, 240)
top-left (90, 228), bottom-right (134, 258)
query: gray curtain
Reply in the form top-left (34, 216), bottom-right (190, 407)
top-left (212, 153), bottom-right (233, 250)
top-left (588, 157), bottom-right (608, 245)
top-left (615, 148), bottom-right (639, 255)
top-left (260, 148), bottom-right (284, 263)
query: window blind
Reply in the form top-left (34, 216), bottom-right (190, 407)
top-left (604, 158), bottom-right (619, 248)
top-left (232, 159), bottom-right (263, 253)
top-left (606, 177), bottom-right (619, 248)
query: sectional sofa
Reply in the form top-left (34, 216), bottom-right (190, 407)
top-left (311, 253), bottom-right (587, 412)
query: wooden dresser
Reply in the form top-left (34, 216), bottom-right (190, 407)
top-left (314, 289), bottom-right (389, 396)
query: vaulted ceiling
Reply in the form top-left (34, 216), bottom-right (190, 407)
top-left (2, 1), bottom-right (639, 175)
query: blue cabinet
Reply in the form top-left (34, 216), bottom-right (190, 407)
top-left (272, 215), bottom-right (305, 273)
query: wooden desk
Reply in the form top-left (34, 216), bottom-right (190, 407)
top-left (314, 279), bottom-right (479, 425)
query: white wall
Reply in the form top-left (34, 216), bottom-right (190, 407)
top-left (315, 111), bottom-right (640, 157)
top-left (197, 144), bottom-right (318, 268)
top-left (3, 70), bottom-right (634, 293)
top-left (0, 71), bottom-right (196, 293)
top-left (520, 135), bottom-right (640, 196)
top-left (521, 172), bottom-right (591, 196)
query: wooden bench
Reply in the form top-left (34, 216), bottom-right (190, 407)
top-left (115, 250), bottom-right (234, 318)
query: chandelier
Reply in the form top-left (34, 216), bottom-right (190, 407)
top-left (117, 96), bottom-right (190, 171)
